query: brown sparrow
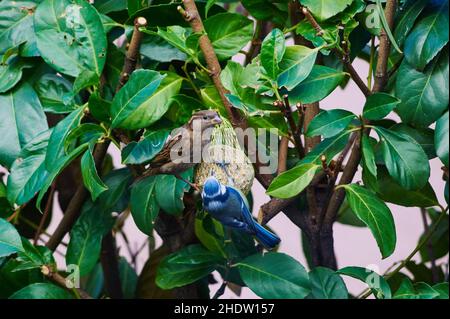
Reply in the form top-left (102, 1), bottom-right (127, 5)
top-left (140, 110), bottom-right (222, 189)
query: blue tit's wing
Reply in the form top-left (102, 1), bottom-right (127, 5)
top-left (227, 186), bottom-right (256, 233)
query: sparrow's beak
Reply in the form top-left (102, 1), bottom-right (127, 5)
top-left (212, 114), bottom-right (222, 125)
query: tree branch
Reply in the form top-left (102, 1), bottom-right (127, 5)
top-left (319, 0), bottom-right (398, 242)
top-left (41, 265), bottom-right (92, 299)
top-left (301, 7), bottom-right (372, 97)
top-left (373, 0), bottom-right (397, 92)
top-left (178, 0), bottom-right (241, 125)
top-left (116, 17), bottom-right (148, 92)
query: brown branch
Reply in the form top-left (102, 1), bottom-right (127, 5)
top-left (302, 7), bottom-right (372, 97)
top-left (277, 136), bottom-right (289, 175)
top-left (100, 232), bottom-right (123, 299)
top-left (245, 20), bottom-right (263, 65)
top-left (373, 0), bottom-right (397, 92)
top-left (281, 96), bottom-right (305, 158)
top-left (41, 265), bottom-right (92, 299)
top-left (116, 17), bottom-right (148, 92)
top-left (34, 182), bottom-right (56, 245)
top-left (320, 0), bottom-right (398, 237)
top-left (178, 0), bottom-right (241, 125)
top-left (258, 172), bottom-right (327, 225)
top-left (178, 0), bottom-right (273, 187)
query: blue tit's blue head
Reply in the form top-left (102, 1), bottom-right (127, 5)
top-left (203, 176), bottom-right (222, 197)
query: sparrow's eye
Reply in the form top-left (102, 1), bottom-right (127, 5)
top-left (203, 116), bottom-right (208, 120)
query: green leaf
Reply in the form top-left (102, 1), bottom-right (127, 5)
top-left (66, 169), bottom-right (131, 276)
top-left (0, 1), bottom-right (40, 57)
top-left (267, 164), bottom-right (320, 199)
top-left (64, 124), bottom-right (105, 152)
top-left (0, 82), bottom-right (48, 168)
top-left (375, 126), bottom-right (430, 190)
top-left (433, 282), bottom-right (449, 299)
top-left (81, 144), bottom-right (108, 201)
top-left (195, 214), bottom-right (226, 258)
top-left (338, 266), bottom-right (391, 299)
top-left (341, 184), bottom-right (396, 259)
top-left (0, 218), bottom-right (24, 258)
top-left (203, 13), bottom-right (254, 60)
top-left (155, 26), bottom-right (194, 58)
top-left (277, 46), bottom-right (318, 90)
top-left (130, 176), bottom-right (159, 236)
top-left (94, 0), bottom-right (127, 14)
top-left (376, 0), bottom-right (402, 54)
top-left (364, 166), bottom-right (439, 208)
top-left (236, 252), bottom-right (311, 299)
top-left (391, 124), bottom-right (437, 160)
top-left (288, 65), bottom-right (346, 104)
top-left (0, 51), bottom-right (33, 93)
top-left (309, 267), bottom-right (348, 299)
top-left (363, 93), bottom-right (401, 120)
top-left (337, 198), bottom-right (367, 228)
top-left (6, 130), bottom-right (51, 206)
top-left (34, 0), bottom-right (107, 77)
top-left (127, 0), bottom-right (145, 16)
top-left (261, 28), bottom-right (286, 80)
top-left (241, 0), bottom-right (287, 25)
top-left (141, 32), bottom-right (187, 63)
top-left (155, 170), bottom-right (193, 215)
top-left (119, 257), bottom-right (138, 299)
top-left (9, 283), bottom-right (73, 299)
top-left (37, 143), bottom-right (88, 211)
top-left (112, 71), bottom-right (182, 130)
top-left (394, 278), bottom-right (440, 299)
top-left (45, 106), bottom-right (85, 170)
top-left (306, 109), bottom-right (356, 138)
top-left (156, 244), bottom-right (225, 290)
top-left (88, 92), bottom-right (111, 123)
top-left (34, 74), bottom-right (77, 114)
top-left (301, 129), bottom-right (351, 165)
top-left (362, 135), bottom-right (377, 178)
top-left (302, 0), bottom-right (354, 21)
top-left (404, 0), bottom-right (449, 70)
top-left (122, 130), bottom-right (169, 165)
top-left (14, 238), bottom-right (55, 272)
top-left (394, 0), bottom-right (429, 48)
top-left (395, 49), bottom-right (448, 128)
top-left (435, 111), bottom-right (449, 167)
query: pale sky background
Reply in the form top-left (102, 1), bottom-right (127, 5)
top-left (1, 50), bottom-right (447, 299)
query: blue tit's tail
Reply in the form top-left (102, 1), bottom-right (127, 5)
top-left (253, 222), bottom-right (280, 249)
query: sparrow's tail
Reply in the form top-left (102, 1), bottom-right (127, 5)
top-left (253, 222), bottom-right (280, 249)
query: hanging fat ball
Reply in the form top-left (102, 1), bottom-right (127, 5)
top-left (195, 118), bottom-right (254, 194)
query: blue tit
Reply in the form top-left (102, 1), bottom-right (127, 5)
top-left (201, 176), bottom-right (281, 249)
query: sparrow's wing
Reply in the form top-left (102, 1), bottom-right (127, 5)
top-left (149, 132), bottom-right (183, 168)
top-left (228, 187), bottom-right (256, 233)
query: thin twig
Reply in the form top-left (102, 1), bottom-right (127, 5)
top-left (34, 182), bottom-right (56, 245)
top-left (41, 265), bottom-right (92, 299)
top-left (373, 0), bottom-right (397, 92)
top-left (359, 208), bottom-right (448, 299)
top-left (301, 7), bottom-right (372, 97)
